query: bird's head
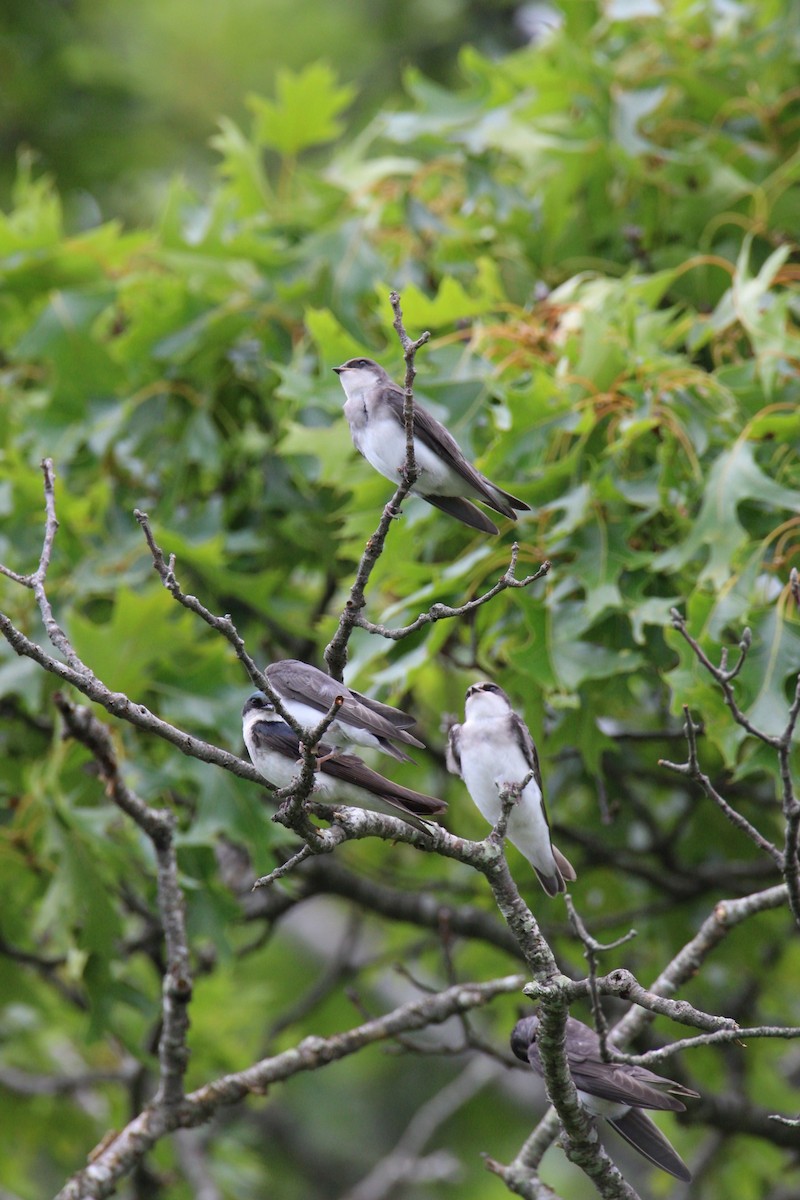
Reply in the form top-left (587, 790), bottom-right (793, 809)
top-left (332, 357), bottom-right (390, 396)
top-left (510, 1014), bottom-right (540, 1062)
top-left (464, 680), bottom-right (512, 718)
top-left (242, 691), bottom-right (279, 722)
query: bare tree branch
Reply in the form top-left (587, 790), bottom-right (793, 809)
top-left (390, 288), bottom-right (427, 490)
top-left (509, 884), bottom-right (790, 1187)
top-left (356, 546), bottom-right (550, 641)
top-left (667, 608), bottom-right (800, 927)
top-left (534, 1001), bottom-right (641, 1200)
top-left (659, 705), bottom-right (784, 865)
top-left (54, 694), bottom-right (192, 1109)
top-left (0, 459), bottom-right (88, 675)
top-left (54, 975), bottom-right (524, 1200)
top-left (324, 300), bottom-right (430, 681)
top-left (135, 507), bottom-right (347, 751)
top-left (0, 608), bottom-right (265, 783)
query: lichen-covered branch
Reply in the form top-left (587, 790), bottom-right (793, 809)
top-left (54, 695), bottom-right (192, 1110)
top-left (54, 975), bottom-right (524, 1200)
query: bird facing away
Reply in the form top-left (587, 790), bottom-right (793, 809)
top-left (511, 1013), bottom-right (699, 1182)
top-left (263, 659), bottom-right (424, 763)
top-left (446, 682), bottom-right (575, 896)
top-left (333, 357), bottom-right (530, 535)
top-left (242, 692), bottom-right (446, 829)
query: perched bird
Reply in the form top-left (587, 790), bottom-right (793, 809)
top-left (242, 692), bottom-right (446, 828)
top-left (264, 659), bottom-right (424, 763)
top-left (446, 682), bottom-right (575, 896)
top-left (333, 357), bottom-right (530, 535)
top-left (511, 1013), bottom-right (698, 1182)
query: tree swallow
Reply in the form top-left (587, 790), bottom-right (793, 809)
top-left (446, 682), bottom-right (575, 896)
top-left (333, 357), bottom-right (530, 535)
top-left (264, 659), bottom-right (424, 763)
top-left (242, 692), bottom-right (446, 827)
top-left (511, 1013), bottom-right (698, 1182)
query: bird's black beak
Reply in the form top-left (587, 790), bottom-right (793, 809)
top-left (332, 366), bottom-right (344, 374)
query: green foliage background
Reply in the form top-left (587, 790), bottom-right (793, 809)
top-left (1, 1), bottom-right (799, 1197)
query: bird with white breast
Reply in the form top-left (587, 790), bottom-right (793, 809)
top-left (333, 357), bottom-right (530, 535)
top-left (447, 681), bottom-right (575, 895)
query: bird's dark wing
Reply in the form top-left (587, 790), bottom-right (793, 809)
top-left (346, 686), bottom-right (418, 730)
top-left (512, 1016), bottom-right (694, 1111)
top-left (446, 724), bottom-right (463, 775)
top-left (505, 724), bottom-right (576, 885)
top-left (249, 717), bottom-right (444, 820)
top-left (265, 660), bottom-right (423, 752)
top-left (321, 753), bottom-right (447, 818)
top-left (380, 385), bottom-right (528, 518)
top-left (510, 1015), bottom-right (540, 1063)
top-left (562, 1018), bottom-right (694, 1111)
top-left (422, 493), bottom-right (499, 533)
top-left (508, 712), bottom-right (545, 793)
top-left (608, 1108), bottom-right (692, 1182)
top-left (248, 717), bottom-right (333, 760)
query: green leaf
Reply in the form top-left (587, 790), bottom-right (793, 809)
top-left (744, 607), bottom-right (800, 738)
top-left (652, 439), bottom-right (800, 587)
top-left (247, 64), bottom-right (356, 157)
top-left (390, 258), bottom-right (503, 329)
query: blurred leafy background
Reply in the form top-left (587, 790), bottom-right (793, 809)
top-left (0, 0), bottom-right (526, 222)
top-left (1, 0), bottom-right (799, 1197)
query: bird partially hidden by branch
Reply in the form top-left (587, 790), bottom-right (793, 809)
top-left (264, 659), bottom-right (424, 762)
top-left (242, 692), bottom-right (446, 830)
top-left (334, 357), bottom-right (530, 534)
top-left (511, 1013), bottom-right (699, 1181)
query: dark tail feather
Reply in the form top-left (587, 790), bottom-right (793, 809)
top-left (531, 845), bottom-right (576, 896)
top-left (553, 844), bottom-right (577, 883)
top-left (533, 866), bottom-right (565, 897)
top-left (374, 738), bottom-right (417, 764)
top-left (422, 493), bottom-right (499, 534)
top-left (608, 1109), bottom-right (692, 1182)
top-left (322, 754), bottom-right (446, 818)
top-left (347, 689), bottom-right (420, 732)
top-left (488, 484), bottom-right (531, 516)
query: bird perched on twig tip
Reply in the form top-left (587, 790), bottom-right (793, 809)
top-left (334, 357), bottom-right (530, 535)
top-left (511, 1013), bottom-right (699, 1181)
top-left (242, 691), bottom-right (446, 830)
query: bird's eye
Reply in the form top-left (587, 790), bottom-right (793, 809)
top-left (356, 358), bottom-right (368, 367)
top-left (481, 683), bottom-right (500, 693)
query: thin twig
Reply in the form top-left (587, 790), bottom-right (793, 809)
top-left (135, 508), bottom-right (338, 748)
top-left (0, 459), bottom-right (89, 674)
top-left (357, 548), bottom-right (551, 640)
top-left (659, 706), bottom-right (784, 866)
top-left (564, 897), bottom-right (636, 1058)
top-left (669, 610), bottom-right (776, 745)
top-left (391, 288), bottom-right (428, 491)
top-left (54, 694), bottom-right (192, 1109)
top-left (252, 844), bottom-right (315, 890)
top-left (668, 606), bottom-right (800, 928)
top-left (324, 294), bottom-right (430, 680)
top-left (524, 967), bottom-right (740, 1036)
